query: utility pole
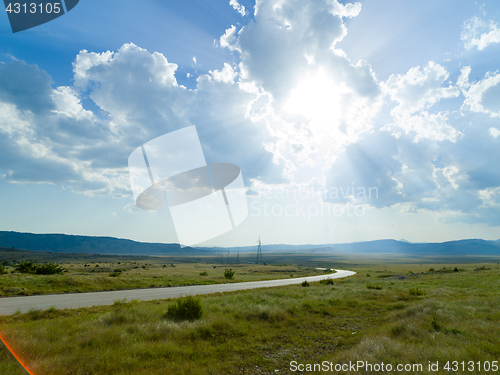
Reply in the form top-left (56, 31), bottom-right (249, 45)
top-left (256, 236), bottom-right (263, 264)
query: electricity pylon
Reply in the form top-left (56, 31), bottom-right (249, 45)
top-left (256, 236), bottom-right (263, 264)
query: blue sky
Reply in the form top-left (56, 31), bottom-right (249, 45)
top-left (0, 0), bottom-right (499, 246)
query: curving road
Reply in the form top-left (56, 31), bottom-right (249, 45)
top-left (0, 269), bottom-right (356, 315)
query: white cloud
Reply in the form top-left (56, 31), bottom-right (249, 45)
top-left (124, 202), bottom-right (140, 214)
top-left (459, 67), bottom-right (500, 118)
top-left (209, 63), bottom-right (237, 84)
top-left (384, 62), bottom-right (461, 143)
top-left (219, 25), bottom-right (240, 52)
top-left (219, 0), bottom-right (381, 189)
top-left (384, 111), bottom-right (462, 143)
top-left (385, 62), bottom-right (460, 114)
top-left (489, 127), bottom-right (500, 138)
top-left (230, 0), bottom-right (247, 16)
top-left (0, 42), bottom-right (283, 196)
top-left (461, 17), bottom-right (500, 51)
top-left (51, 86), bottom-right (94, 120)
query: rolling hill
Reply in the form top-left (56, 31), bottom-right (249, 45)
top-left (0, 231), bottom-right (499, 257)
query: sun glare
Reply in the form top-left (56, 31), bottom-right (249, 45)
top-left (284, 68), bottom-right (343, 128)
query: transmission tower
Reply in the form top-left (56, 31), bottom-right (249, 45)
top-left (256, 236), bottom-right (263, 264)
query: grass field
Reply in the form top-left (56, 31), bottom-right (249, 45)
top-left (0, 248), bottom-right (325, 297)
top-left (1, 259), bottom-right (499, 374)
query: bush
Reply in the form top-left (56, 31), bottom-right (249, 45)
top-left (15, 261), bottom-right (65, 275)
top-left (36, 263), bottom-right (65, 275)
top-left (367, 284), bottom-right (383, 290)
top-left (165, 296), bottom-right (203, 321)
top-left (0, 264), bottom-right (6, 275)
top-left (301, 281), bottom-right (310, 287)
top-left (453, 267), bottom-right (459, 272)
top-left (409, 288), bottom-right (426, 296)
top-left (16, 261), bottom-right (38, 274)
top-left (428, 268), bottom-right (435, 272)
top-left (199, 271), bottom-right (208, 276)
top-left (109, 271), bottom-right (122, 277)
top-left (223, 269), bottom-right (235, 280)
top-left (431, 316), bottom-right (440, 331)
top-left (319, 278), bottom-right (334, 285)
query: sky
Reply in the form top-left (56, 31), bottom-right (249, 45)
top-left (0, 0), bottom-right (499, 247)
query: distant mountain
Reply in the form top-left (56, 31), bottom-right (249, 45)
top-left (0, 231), bottom-right (207, 256)
top-left (0, 231), bottom-right (499, 257)
top-left (330, 239), bottom-right (500, 255)
top-left (202, 239), bottom-right (500, 256)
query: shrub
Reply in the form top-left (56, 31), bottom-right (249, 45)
top-left (391, 325), bottom-right (404, 336)
top-left (165, 296), bottom-right (203, 321)
top-left (223, 269), bottom-right (235, 280)
top-left (453, 267), bottom-right (459, 272)
top-left (301, 281), bottom-right (310, 287)
top-left (36, 263), bottom-right (65, 275)
top-left (367, 284), bottom-right (383, 290)
top-left (428, 268), bottom-right (435, 272)
top-left (199, 271), bottom-right (208, 276)
top-left (319, 278), bottom-right (334, 285)
top-left (409, 288), bottom-right (426, 296)
top-left (16, 261), bottom-right (38, 274)
top-left (431, 316), bottom-right (440, 331)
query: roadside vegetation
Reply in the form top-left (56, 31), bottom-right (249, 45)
top-left (1, 262), bottom-right (499, 375)
top-left (0, 254), bottom-right (324, 297)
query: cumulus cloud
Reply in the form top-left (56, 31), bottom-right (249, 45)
top-left (461, 16), bottom-right (500, 51)
top-left (383, 62), bottom-right (461, 143)
top-left (489, 127), bottom-right (500, 138)
top-left (219, 0), bottom-right (381, 192)
top-left (230, 0), bottom-right (247, 16)
top-left (385, 62), bottom-right (460, 114)
top-left (0, 43), bottom-right (282, 196)
top-left (458, 66), bottom-right (500, 118)
top-left (219, 25), bottom-right (240, 52)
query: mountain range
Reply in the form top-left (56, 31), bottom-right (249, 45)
top-left (0, 231), bottom-right (499, 256)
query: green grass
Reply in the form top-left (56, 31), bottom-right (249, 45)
top-left (0, 261), bottom-right (323, 297)
top-left (1, 263), bottom-right (499, 374)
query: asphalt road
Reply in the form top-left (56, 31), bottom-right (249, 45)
top-left (0, 269), bottom-right (356, 315)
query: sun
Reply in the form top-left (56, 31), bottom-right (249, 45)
top-left (284, 68), bottom-right (343, 129)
